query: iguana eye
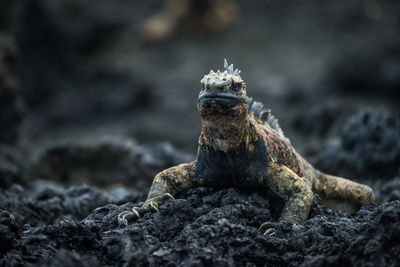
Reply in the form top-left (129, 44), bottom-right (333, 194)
top-left (231, 83), bottom-right (241, 92)
top-left (201, 84), bottom-right (206, 91)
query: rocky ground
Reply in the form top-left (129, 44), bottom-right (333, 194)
top-left (1, 0), bottom-right (400, 266)
top-left (1, 109), bottom-right (399, 266)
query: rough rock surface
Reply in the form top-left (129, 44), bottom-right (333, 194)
top-left (1, 185), bottom-right (399, 266)
top-left (0, 109), bottom-right (399, 266)
top-left (0, 145), bottom-right (29, 188)
top-left (0, 182), bottom-right (145, 227)
top-left (292, 100), bottom-right (355, 139)
top-left (0, 35), bottom-right (24, 145)
top-left (328, 44), bottom-right (400, 98)
top-left (374, 177), bottom-right (400, 203)
top-left (314, 110), bottom-right (400, 180)
top-left (32, 136), bottom-right (193, 189)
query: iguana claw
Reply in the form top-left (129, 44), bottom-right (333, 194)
top-left (131, 207), bottom-right (140, 218)
top-left (164, 193), bottom-right (175, 201)
top-left (264, 228), bottom-right (275, 236)
top-left (149, 202), bottom-right (159, 212)
top-left (118, 193), bottom-right (175, 225)
top-left (258, 221), bottom-right (278, 236)
top-left (118, 209), bottom-right (140, 225)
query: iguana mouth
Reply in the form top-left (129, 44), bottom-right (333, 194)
top-left (198, 93), bottom-right (245, 105)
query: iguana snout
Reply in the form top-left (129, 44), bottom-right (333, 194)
top-left (198, 59), bottom-right (247, 117)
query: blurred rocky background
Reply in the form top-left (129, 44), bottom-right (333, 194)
top-left (0, 0), bottom-right (398, 153)
top-left (0, 0), bottom-right (399, 265)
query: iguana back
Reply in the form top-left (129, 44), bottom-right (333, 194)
top-left (246, 97), bottom-right (287, 141)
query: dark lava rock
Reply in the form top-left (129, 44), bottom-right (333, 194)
top-left (0, 210), bottom-right (20, 254)
top-left (43, 249), bottom-right (100, 267)
top-left (10, 0), bottom-right (154, 121)
top-left (329, 44), bottom-right (400, 98)
top-left (32, 136), bottom-right (193, 189)
top-left (0, 181), bottom-right (146, 227)
top-left (374, 176), bottom-right (400, 203)
top-left (1, 184), bottom-right (400, 266)
top-left (0, 145), bottom-right (30, 188)
top-left (0, 34), bottom-right (24, 145)
top-left (292, 100), bottom-right (355, 138)
top-left (314, 110), bottom-right (400, 180)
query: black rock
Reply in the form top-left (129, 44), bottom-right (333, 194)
top-left (374, 176), bottom-right (400, 203)
top-left (0, 34), bottom-right (24, 145)
top-left (292, 100), bottom-right (355, 138)
top-left (0, 145), bottom-right (29, 188)
top-left (43, 249), bottom-right (100, 267)
top-left (329, 44), bottom-right (400, 98)
top-left (1, 184), bottom-right (400, 266)
top-left (314, 110), bottom-right (400, 180)
top-left (32, 136), bottom-right (194, 189)
top-left (0, 181), bottom-right (145, 227)
top-left (0, 210), bottom-right (20, 254)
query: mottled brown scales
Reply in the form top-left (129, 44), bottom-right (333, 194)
top-left (263, 125), bottom-right (304, 177)
top-left (313, 171), bottom-right (375, 214)
top-left (118, 60), bottom-right (375, 235)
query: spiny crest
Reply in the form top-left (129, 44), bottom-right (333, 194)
top-left (247, 97), bottom-right (290, 143)
top-left (200, 59), bottom-right (243, 85)
top-left (224, 58), bottom-right (241, 76)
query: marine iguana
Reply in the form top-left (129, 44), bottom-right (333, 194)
top-left (119, 59), bottom-right (375, 235)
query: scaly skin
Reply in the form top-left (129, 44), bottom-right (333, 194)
top-left (119, 59), bottom-right (375, 235)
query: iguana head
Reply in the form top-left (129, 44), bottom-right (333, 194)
top-left (198, 59), bottom-right (247, 118)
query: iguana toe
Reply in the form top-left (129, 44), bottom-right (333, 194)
top-left (118, 209), bottom-right (140, 225)
top-left (164, 193), bottom-right (175, 201)
top-left (148, 202), bottom-right (159, 212)
top-left (258, 221), bottom-right (278, 236)
top-left (140, 193), bottom-right (175, 214)
top-left (264, 228), bottom-right (275, 236)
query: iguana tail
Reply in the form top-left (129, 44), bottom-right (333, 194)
top-left (313, 170), bottom-right (375, 214)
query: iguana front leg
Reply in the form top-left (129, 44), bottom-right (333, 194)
top-left (258, 162), bottom-right (313, 235)
top-left (118, 161), bottom-right (198, 225)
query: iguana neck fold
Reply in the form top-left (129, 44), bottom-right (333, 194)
top-left (199, 113), bottom-right (260, 152)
